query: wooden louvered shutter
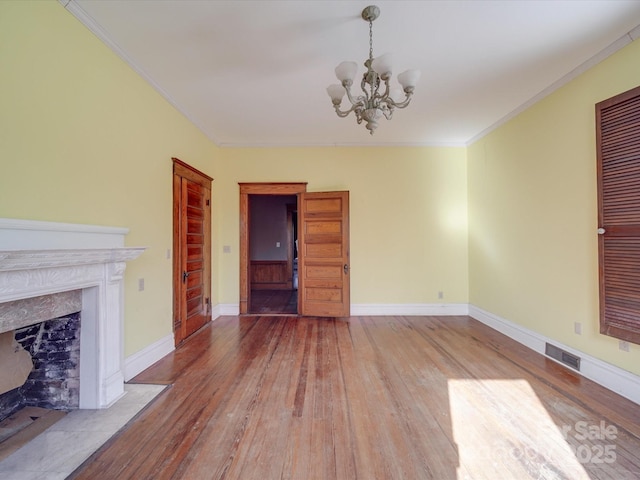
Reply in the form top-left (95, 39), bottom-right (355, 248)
top-left (596, 85), bottom-right (640, 345)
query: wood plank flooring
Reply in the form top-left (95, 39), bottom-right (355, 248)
top-left (69, 316), bottom-right (640, 479)
top-left (250, 289), bottom-right (297, 315)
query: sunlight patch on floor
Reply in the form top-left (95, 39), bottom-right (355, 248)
top-left (448, 379), bottom-right (590, 479)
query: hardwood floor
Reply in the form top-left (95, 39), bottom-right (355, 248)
top-left (250, 289), bottom-right (297, 314)
top-left (69, 316), bottom-right (640, 479)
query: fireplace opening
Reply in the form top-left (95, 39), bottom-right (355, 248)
top-left (0, 312), bottom-right (81, 458)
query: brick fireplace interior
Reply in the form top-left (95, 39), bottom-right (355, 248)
top-left (0, 292), bottom-right (83, 455)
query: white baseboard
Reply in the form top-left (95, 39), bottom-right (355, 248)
top-left (124, 334), bottom-right (175, 382)
top-left (211, 303), bottom-right (468, 318)
top-left (351, 303), bottom-right (469, 316)
top-left (214, 303), bottom-right (239, 317)
top-left (469, 305), bottom-right (640, 406)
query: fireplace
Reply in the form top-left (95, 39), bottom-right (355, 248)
top-left (0, 218), bottom-right (145, 410)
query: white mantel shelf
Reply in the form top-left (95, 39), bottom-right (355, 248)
top-left (0, 248), bottom-right (145, 272)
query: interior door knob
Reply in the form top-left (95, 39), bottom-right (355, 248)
top-left (183, 271), bottom-right (190, 283)
top-left (344, 264), bottom-right (349, 274)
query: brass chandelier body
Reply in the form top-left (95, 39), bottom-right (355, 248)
top-left (327, 5), bottom-right (420, 134)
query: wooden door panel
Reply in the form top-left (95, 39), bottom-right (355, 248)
top-left (187, 245), bottom-right (203, 260)
top-left (306, 264), bottom-right (343, 278)
top-left (307, 220), bottom-right (342, 235)
top-left (306, 287), bottom-right (342, 301)
top-left (305, 197), bottom-right (342, 213)
top-left (186, 270), bottom-right (203, 288)
top-left (305, 243), bottom-right (343, 258)
top-left (299, 191), bottom-right (350, 317)
top-left (186, 285), bottom-right (203, 301)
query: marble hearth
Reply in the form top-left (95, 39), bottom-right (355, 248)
top-left (0, 218), bottom-right (145, 409)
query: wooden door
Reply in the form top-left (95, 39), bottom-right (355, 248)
top-left (299, 191), bottom-right (350, 317)
top-left (173, 158), bottom-right (212, 345)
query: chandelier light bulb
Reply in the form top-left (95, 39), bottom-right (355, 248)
top-left (335, 61), bottom-right (358, 84)
top-left (398, 69), bottom-right (421, 92)
top-left (327, 84), bottom-right (346, 104)
top-left (371, 53), bottom-right (393, 78)
top-left (327, 5), bottom-right (419, 135)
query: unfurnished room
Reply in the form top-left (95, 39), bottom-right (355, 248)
top-left (1, 1), bottom-right (640, 478)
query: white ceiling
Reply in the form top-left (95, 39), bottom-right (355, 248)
top-left (66, 0), bottom-right (640, 147)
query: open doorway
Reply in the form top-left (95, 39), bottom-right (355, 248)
top-left (248, 194), bottom-right (298, 314)
top-left (239, 183), bottom-right (350, 317)
top-left (238, 183), bottom-right (307, 315)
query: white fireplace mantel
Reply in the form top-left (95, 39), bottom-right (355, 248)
top-left (0, 218), bottom-right (145, 409)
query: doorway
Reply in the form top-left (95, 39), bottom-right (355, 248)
top-left (239, 183), bottom-right (306, 314)
top-left (248, 194), bottom-right (298, 314)
top-left (239, 183), bottom-right (351, 318)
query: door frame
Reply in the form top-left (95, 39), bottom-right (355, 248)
top-left (239, 182), bottom-right (307, 314)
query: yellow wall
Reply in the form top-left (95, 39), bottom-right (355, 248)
top-left (468, 38), bottom-right (640, 374)
top-left (215, 147), bottom-right (469, 306)
top-left (0, 1), bottom-right (219, 356)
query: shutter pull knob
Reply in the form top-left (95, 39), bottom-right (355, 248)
top-left (597, 228), bottom-right (606, 235)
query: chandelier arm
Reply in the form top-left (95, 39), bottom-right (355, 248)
top-left (358, 76), bottom-right (372, 107)
top-left (332, 103), bottom-right (361, 118)
top-left (344, 83), bottom-right (368, 109)
top-left (385, 91), bottom-right (414, 109)
top-left (377, 76), bottom-right (391, 103)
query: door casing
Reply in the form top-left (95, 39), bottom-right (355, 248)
top-left (239, 183), bottom-right (307, 314)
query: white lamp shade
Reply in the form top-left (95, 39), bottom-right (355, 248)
top-left (371, 53), bottom-right (393, 77)
top-left (335, 61), bottom-right (358, 83)
top-left (398, 69), bottom-right (421, 90)
top-left (327, 84), bottom-right (345, 103)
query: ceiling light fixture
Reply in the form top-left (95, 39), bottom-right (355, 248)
top-left (327, 5), bottom-right (420, 135)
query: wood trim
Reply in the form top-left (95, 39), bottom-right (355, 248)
top-left (239, 183), bottom-right (307, 195)
top-left (239, 192), bottom-right (249, 314)
top-left (286, 203), bottom-right (296, 286)
top-left (173, 157), bottom-right (213, 185)
top-left (250, 260), bottom-right (291, 290)
top-left (239, 182), bottom-right (307, 314)
top-left (172, 173), bottom-right (183, 342)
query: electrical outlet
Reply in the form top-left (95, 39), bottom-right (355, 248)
top-left (223, 245), bottom-right (231, 254)
top-left (619, 340), bottom-right (630, 352)
top-left (438, 291), bottom-right (444, 300)
top-left (574, 322), bottom-right (582, 335)
top-left (166, 249), bottom-right (171, 259)
top-left (138, 278), bottom-right (145, 291)
top-left (276, 242), bottom-right (280, 248)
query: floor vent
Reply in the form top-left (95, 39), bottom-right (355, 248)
top-left (545, 343), bottom-right (581, 371)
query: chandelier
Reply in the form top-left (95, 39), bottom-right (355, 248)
top-left (327, 5), bottom-right (420, 135)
